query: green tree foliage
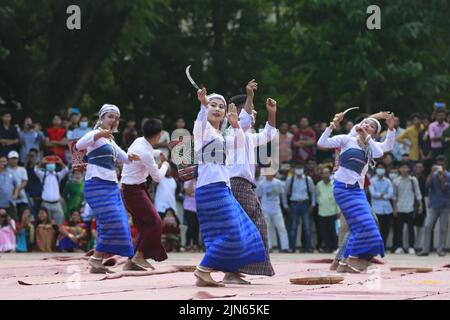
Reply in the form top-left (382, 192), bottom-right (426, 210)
top-left (0, 0), bottom-right (449, 129)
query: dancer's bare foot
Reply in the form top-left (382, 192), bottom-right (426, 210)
top-left (222, 272), bottom-right (251, 285)
top-left (194, 269), bottom-right (225, 287)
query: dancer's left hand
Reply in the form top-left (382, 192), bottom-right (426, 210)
top-left (266, 98), bottom-right (277, 114)
top-left (228, 103), bottom-right (239, 128)
top-left (128, 153), bottom-right (140, 161)
top-left (386, 112), bottom-right (395, 130)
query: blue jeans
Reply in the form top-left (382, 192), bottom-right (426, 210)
top-left (289, 201), bottom-right (312, 250)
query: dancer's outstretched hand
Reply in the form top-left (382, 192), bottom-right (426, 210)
top-left (266, 98), bottom-right (277, 114)
top-left (330, 112), bottom-right (344, 129)
top-left (246, 79), bottom-right (258, 98)
top-left (95, 129), bottom-right (113, 141)
top-left (386, 112), bottom-right (395, 130)
top-left (228, 103), bottom-right (239, 128)
top-left (197, 88), bottom-right (208, 106)
top-left (128, 153), bottom-right (140, 161)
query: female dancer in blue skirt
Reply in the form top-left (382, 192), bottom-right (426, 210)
top-left (330, 112), bottom-right (396, 271)
top-left (193, 88), bottom-right (266, 287)
top-left (76, 104), bottom-right (140, 273)
top-left (318, 112), bottom-right (387, 273)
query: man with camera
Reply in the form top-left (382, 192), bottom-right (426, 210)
top-left (417, 155), bottom-right (450, 256)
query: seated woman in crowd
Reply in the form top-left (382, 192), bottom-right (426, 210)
top-left (35, 207), bottom-right (58, 252)
top-left (58, 210), bottom-right (87, 252)
top-left (16, 208), bottom-right (35, 252)
top-left (0, 208), bottom-right (16, 252)
top-left (161, 208), bottom-right (181, 252)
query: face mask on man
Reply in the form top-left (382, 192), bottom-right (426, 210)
top-left (376, 168), bottom-right (385, 176)
top-left (389, 173), bottom-right (398, 180)
top-left (46, 163), bottom-right (56, 172)
top-left (295, 169), bottom-right (304, 176)
top-left (79, 121), bottom-right (88, 129)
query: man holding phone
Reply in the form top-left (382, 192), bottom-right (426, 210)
top-left (417, 155), bottom-right (450, 257)
top-left (34, 156), bottom-right (69, 225)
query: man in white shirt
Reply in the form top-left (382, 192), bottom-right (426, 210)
top-left (34, 156), bottom-right (69, 225)
top-left (256, 168), bottom-right (290, 252)
top-left (154, 168), bottom-right (178, 218)
top-left (7, 151), bottom-right (29, 217)
top-left (121, 118), bottom-right (171, 270)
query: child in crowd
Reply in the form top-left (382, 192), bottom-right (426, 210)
top-left (34, 207), bottom-right (58, 252)
top-left (161, 208), bottom-right (181, 252)
top-left (16, 208), bottom-right (35, 252)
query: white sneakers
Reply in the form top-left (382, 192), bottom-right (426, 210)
top-left (394, 248), bottom-right (415, 254)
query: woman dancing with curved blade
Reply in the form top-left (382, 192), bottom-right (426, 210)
top-left (317, 112), bottom-right (392, 273)
top-left (192, 88), bottom-right (266, 287)
top-left (224, 79), bottom-right (278, 284)
top-left (329, 112), bottom-right (396, 271)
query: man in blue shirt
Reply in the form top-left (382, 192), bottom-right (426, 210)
top-left (369, 163), bottom-right (394, 248)
top-left (19, 117), bottom-right (45, 164)
top-left (285, 162), bottom-right (316, 253)
top-left (418, 155), bottom-right (450, 257)
top-left (0, 156), bottom-right (19, 219)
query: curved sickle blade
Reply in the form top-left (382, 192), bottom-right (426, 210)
top-left (343, 107), bottom-right (360, 115)
top-left (185, 65), bottom-right (201, 90)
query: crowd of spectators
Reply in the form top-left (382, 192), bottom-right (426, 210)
top-left (0, 105), bottom-right (449, 256)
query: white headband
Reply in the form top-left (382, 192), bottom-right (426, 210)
top-left (94, 104), bottom-right (120, 131)
top-left (206, 93), bottom-right (227, 108)
top-left (361, 117), bottom-right (381, 134)
top-left (98, 104), bottom-right (120, 119)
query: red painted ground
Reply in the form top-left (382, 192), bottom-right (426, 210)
top-left (1, 252), bottom-right (449, 300)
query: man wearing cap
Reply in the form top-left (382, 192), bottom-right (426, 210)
top-left (7, 151), bottom-right (29, 218)
top-left (256, 167), bottom-right (290, 253)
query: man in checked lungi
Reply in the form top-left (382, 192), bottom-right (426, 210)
top-left (224, 79), bottom-right (278, 284)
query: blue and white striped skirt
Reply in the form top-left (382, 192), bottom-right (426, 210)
top-left (195, 182), bottom-right (266, 272)
top-left (333, 180), bottom-right (384, 259)
top-left (84, 178), bottom-right (134, 258)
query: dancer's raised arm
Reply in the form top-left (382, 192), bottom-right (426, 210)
top-left (317, 112), bottom-right (349, 149)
